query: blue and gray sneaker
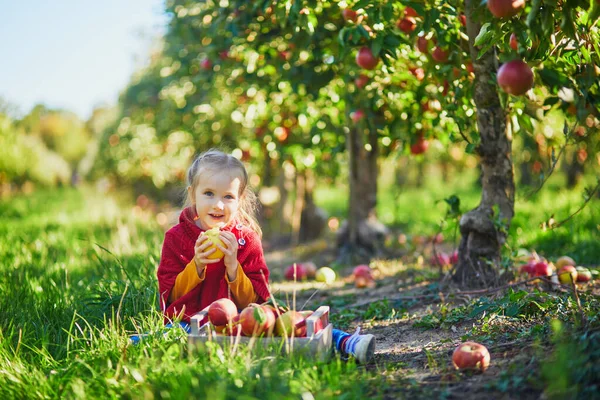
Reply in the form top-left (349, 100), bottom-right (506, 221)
top-left (344, 327), bottom-right (376, 364)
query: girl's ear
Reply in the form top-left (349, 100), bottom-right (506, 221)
top-left (187, 185), bottom-right (194, 203)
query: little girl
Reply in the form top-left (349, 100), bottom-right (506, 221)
top-left (151, 149), bottom-right (375, 363)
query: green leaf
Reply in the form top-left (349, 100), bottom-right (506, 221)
top-left (474, 23), bottom-right (492, 47)
top-left (465, 143), bottom-right (477, 154)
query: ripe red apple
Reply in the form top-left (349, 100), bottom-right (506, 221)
top-left (351, 109), bottom-right (366, 123)
top-left (404, 7), bottom-right (419, 18)
top-left (355, 276), bottom-right (375, 288)
top-left (430, 252), bottom-right (451, 267)
top-left (452, 342), bottom-right (491, 372)
top-left (534, 261), bottom-right (553, 277)
top-left (208, 298), bottom-right (238, 326)
top-left (355, 74), bottom-right (369, 89)
top-left (409, 67), bottom-right (425, 81)
top-left (416, 35), bottom-right (430, 53)
top-left (497, 60), bottom-right (533, 95)
top-left (558, 265), bottom-right (578, 285)
top-left (519, 260), bottom-right (536, 277)
top-left (356, 47), bottom-right (379, 70)
top-left (284, 263), bottom-right (308, 281)
top-left (410, 135), bottom-right (429, 155)
top-left (450, 250), bottom-right (459, 265)
top-left (274, 311), bottom-right (306, 337)
top-left (509, 33), bottom-right (518, 51)
top-left (342, 9), bottom-right (358, 22)
top-left (466, 62), bottom-right (475, 74)
top-left (431, 47), bottom-right (450, 63)
top-left (353, 264), bottom-right (373, 280)
top-left (397, 17), bottom-right (416, 33)
top-left (239, 305), bottom-right (276, 336)
top-left (576, 267), bottom-right (592, 282)
top-left (200, 58), bottom-right (213, 70)
top-left (302, 261), bottom-right (318, 279)
top-left (459, 14), bottom-right (467, 27)
top-left (487, 0), bottom-right (525, 19)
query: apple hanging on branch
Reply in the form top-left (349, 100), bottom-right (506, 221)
top-left (497, 60), bottom-right (534, 95)
top-left (356, 47), bottom-right (379, 70)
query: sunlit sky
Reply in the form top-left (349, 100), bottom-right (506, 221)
top-left (0, 0), bottom-right (168, 120)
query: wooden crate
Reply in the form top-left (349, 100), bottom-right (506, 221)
top-left (188, 305), bottom-right (333, 361)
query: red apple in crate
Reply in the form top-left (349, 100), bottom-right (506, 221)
top-left (576, 267), bottom-right (592, 282)
top-left (534, 261), bottom-right (553, 277)
top-left (274, 311), bottom-right (306, 337)
top-left (284, 263), bottom-right (308, 281)
top-left (353, 264), bottom-right (373, 280)
top-left (240, 305), bottom-right (276, 336)
top-left (452, 342), bottom-right (491, 372)
top-left (558, 265), bottom-right (578, 285)
top-left (208, 298), bottom-right (238, 326)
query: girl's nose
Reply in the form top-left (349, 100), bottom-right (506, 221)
top-left (215, 200), bottom-right (225, 210)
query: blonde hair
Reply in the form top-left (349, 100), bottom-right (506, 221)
top-left (184, 149), bottom-right (262, 237)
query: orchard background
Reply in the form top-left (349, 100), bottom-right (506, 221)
top-left (1, 0), bottom-right (600, 398)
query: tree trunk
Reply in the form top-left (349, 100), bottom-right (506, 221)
top-left (564, 150), bottom-right (584, 189)
top-left (336, 120), bottom-right (388, 264)
top-left (299, 168), bottom-right (328, 242)
top-left (452, 1), bottom-right (515, 288)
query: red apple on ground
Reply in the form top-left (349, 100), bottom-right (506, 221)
top-left (534, 261), bottom-right (553, 277)
top-left (274, 311), bottom-right (306, 337)
top-left (450, 250), bottom-right (459, 265)
top-left (240, 304), bottom-right (276, 336)
top-left (355, 276), bottom-right (375, 288)
top-left (452, 342), bottom-right (491, 372)
top-left (353, 264), bottom-right (373, 280)
top-left (208, 298), bottom-right (238, 326)
top-left (558, 265), bottom-right (578, 285)
top-left (487, 0), bottom-right (525, 19)
top-left (284, 264), bottom-right (308, 281)
top-left (356, 47), bottom-right (379, 70)
top-left (497, 60), bottom-right (533, 95)
top-left (430, 252), bottom-right (451, 267)
top-left (342, 9), bottom-right (358, 22)
top-left (519, 261), bottom-right (536, 277)
top-left (576, 267), bottom-right (592, 282)
top-left (355, 74), bottom-right (369, 89)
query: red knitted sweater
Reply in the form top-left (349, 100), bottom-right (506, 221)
top-left (157, 207), bottom-right (270, 323)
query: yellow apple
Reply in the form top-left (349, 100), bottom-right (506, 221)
top-left (204, 227), bottom-right (226, 260)
top-left (555, 256), bottom-right (576, 270)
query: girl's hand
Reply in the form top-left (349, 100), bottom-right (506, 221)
top-left (215, 231), bottom-right (239, 280)
top-left (194, 234), bottom-right (221, 277)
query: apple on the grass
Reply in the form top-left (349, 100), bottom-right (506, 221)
top-left (534, 261), bottom-right (553, 277)
top-left (558, 265), bottom-right (578, 285)
top-left (315, 267), bottom-right (336, 284)
top-left (208, 298), bottom-right (239, 326)
top-left (452, 342), bottom-right (491, 373)
top-left (284, 263), bottom-right (308, 281)
top-left (555, 256), bottom-right (576, 269)
top-left (353, 264), bottom-right (373, 280)
top-left (576, 267), bottom-right (592, 282)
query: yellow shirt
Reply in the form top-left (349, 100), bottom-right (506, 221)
top-left (168, 260), bottom-right (259, 308)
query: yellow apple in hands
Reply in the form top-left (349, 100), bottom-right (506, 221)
top-left (204, 227), bottom-right (226, 260)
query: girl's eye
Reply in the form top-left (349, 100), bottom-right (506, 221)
top-left (225, 195), bottom-right (235, 200)
top-left (204, 191), bottom-right (213, 196)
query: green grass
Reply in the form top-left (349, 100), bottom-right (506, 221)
top-left (0, 187), bottom-right (378, 399)
top-left (1, 174), bottom-right (599, 398)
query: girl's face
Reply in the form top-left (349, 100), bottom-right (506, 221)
top-left (188, 169), bottom-right (243, 231)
